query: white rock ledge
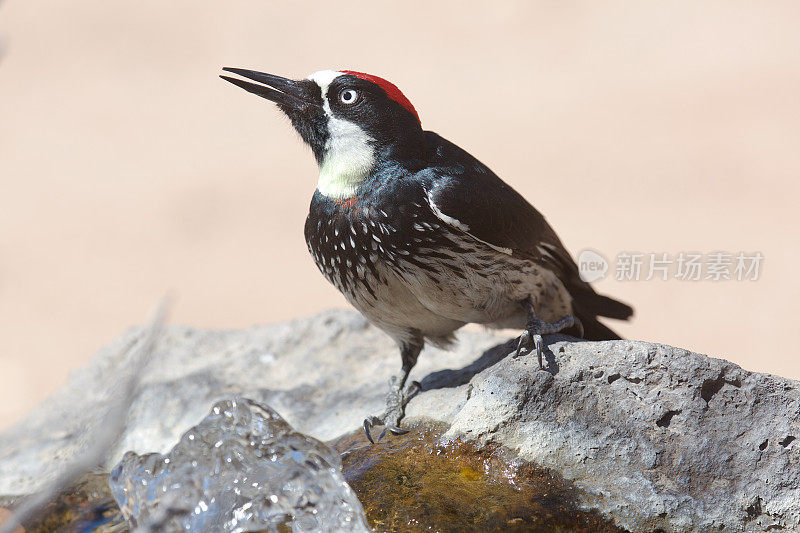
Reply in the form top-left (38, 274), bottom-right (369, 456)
top-left (1, 310), bottom-right (798, 532)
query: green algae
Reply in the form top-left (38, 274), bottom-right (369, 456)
top-left (332, 424), bottom-right (624, 533)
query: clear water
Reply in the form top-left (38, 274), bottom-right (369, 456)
top-left (108, 397), bottom-right (370, 533)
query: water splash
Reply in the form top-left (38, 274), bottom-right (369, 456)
top-left (109, 397), bottom-right (370, 533)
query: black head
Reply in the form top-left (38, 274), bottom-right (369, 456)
top-left (221, 68), bottom-right (426, 198)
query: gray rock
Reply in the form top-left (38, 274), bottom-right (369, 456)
top-left (1, 310), bottom-right (798, 531)
top-left (0, 311), bottom-right (504, 496)
top-left (419, 340), bottom-right (800, 532)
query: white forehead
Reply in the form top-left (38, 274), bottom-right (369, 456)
top-left (307, 70), bottom-right (344, 95)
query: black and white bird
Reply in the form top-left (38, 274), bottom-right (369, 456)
top-left (220, 68), bottom-right (633, 442)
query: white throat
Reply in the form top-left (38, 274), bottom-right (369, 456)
top-left (317, 118), bottom-right (375, 199)
top-left (308, 70), bottom-right (376, 200)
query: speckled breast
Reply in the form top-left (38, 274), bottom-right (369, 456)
top-left (303, 192), bottom-right (451, 300)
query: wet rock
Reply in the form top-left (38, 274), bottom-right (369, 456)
top-left (1, 310), bottom-right (799, 531)
top-left (332, 424), bottom-right (623, 532)
top-left (0, 472), bottom-right (124, 532)
top-left (109, 397), bottom-right (369, 533)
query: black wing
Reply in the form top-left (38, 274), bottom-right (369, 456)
top-left (421, 131), bottom-right (633, 339)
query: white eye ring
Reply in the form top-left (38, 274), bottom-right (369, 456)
top-left (339, 89), bottom-right (359, 105)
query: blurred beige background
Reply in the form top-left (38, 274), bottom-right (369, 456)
top-left (1, 1), bottom-right (798, 430)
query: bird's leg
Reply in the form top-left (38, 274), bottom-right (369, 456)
top-left (363, 342), bottom-right (422, 444)
top-left (515, 296), bottom-right (583, 368)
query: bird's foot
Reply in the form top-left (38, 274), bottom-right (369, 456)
top-left (514, 315), bottom-right (583, 368)
top-left (363, 377), bottom-right (421, 444)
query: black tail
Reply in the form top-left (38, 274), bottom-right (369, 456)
top-left (574, 310), bottom-right (624, 340)
top-left (570, 290), bottom-right (633, 341)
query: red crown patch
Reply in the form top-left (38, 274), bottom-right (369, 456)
top-left (341, 70), bottom-right (420, 124)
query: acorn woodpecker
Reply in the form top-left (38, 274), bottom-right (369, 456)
top-left (220, 68), bottom-right (634, 442)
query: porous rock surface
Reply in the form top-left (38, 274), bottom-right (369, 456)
top-left (0, 310), bottom-right (798, 531)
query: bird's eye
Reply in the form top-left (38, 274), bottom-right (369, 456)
top-left (339, 89), bottom-right (359, 105)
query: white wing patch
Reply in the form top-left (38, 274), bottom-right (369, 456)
top-left (536, 245), bottom-right (554, 260)
top-left (425, 190), bottom-right (469, 231)
top-left (425, 190), bottom-right (513, 256)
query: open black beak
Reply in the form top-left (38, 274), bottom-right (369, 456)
top-left (220, 67), bottom-right (319, 110)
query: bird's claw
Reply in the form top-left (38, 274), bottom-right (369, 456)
top-left (515, 329), bottom-right (544, 367)
top-left (515, 313), bottom-right (581, 369)
top-left (363, 415), bottom-right (408, 444)
top-left (406, 380), bottom-right (422, 398)
top-left (363, 417), bottom-right (377, 444)
top-left (514, 330), bottom-right (528, 357)
top-left (363, 378), bottom-right (420, 444)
